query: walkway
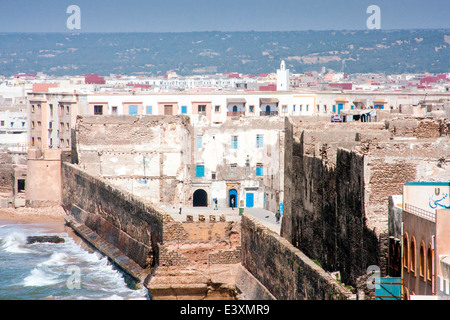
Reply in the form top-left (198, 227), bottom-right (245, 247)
top-left (159, 205), bottom-right (282, 235)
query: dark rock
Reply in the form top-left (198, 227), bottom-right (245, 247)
top-left (27, 236), bottom-right (65, 244)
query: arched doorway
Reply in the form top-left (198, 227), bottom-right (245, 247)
top-left (265, 105), bottom-right (271, 116)
top-left (232, 105), bottom-right (238, 112)
top-left (229, 189), bottom-right (237, 208)
top-left (193, 189), bottom-right (208, 207)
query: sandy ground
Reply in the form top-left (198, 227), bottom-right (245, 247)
top-left (0, 206), bottom-right (68, 233)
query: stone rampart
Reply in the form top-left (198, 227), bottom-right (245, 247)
top-left (241, 214), bottom-right (353, 300)
top-left (61, 162), bottom-right (166, 275)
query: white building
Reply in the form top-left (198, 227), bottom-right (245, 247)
top-left (277, 60), bottom-right (290, 91)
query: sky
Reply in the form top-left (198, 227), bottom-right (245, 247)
top-left (0, 0), bottom-right (449, 33)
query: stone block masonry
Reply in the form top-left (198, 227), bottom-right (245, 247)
top-left (241, 214), bottom-right (353, 300)
top-left (61, 161), bottom-right (166, 273)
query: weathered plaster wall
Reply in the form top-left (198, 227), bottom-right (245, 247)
top-left (74, 115), bottom-right (192, 205)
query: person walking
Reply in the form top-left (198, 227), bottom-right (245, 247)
top-left (275, 209), bottom-right (281, 224)
top-left (214, 198), bottom-right (218, 210)
top-left (231, 198), bottom-right (235, 210)
top-left (179, 202), bottom-right (182, 215)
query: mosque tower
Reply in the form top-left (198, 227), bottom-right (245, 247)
top-left (276, 60), bottom-right (290, 91)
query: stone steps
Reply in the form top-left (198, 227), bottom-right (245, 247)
top-left (146, 266), bottom-right (209, 300)
top-left (146, 265), bottom-right (239, 300)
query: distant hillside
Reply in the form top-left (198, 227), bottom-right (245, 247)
top-left (0, 29), bottom-right (449, 77)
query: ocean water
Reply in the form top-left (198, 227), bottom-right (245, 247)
top-left (0, 220), bottom-right (148, 300)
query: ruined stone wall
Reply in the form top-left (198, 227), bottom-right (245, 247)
top-left (160, 215), bottom-right (241, 267)
top-left (387, 117), bottom-right (448, 139)
top-left (241, 214), bottom-right (353, 300)
top-left (61, 162), bottom-right (166, 271)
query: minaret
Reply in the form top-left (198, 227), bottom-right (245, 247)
top-left (277, 60), bottom-right (290, 91)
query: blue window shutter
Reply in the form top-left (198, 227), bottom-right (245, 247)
top-left (196, 165), bottom-right (205, 177)
top-left (146, 106), bottom-right (152, 114)
top-left (129, 105), bottom-right (138, 115)
top-left (182, 106), bottom-right (187, 114)
top-left (197, 136), bottom-right (202, 149)
top-left (231, 136), bottom-right (238, 149)
top-left (256, 165), bottom-right (263, 176)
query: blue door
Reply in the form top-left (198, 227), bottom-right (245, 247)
top-left (337, 104), bottom-right (343, 115)
top-left (246, 193), bottom-right (254, 207)
top-left (229, 189), bottom-right (237, 208)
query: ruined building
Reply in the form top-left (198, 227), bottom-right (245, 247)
top-left (281, 114), bottom-right (450, 288)
top-left (72, 115), bottom-right (286, 212)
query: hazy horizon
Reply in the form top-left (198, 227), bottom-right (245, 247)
top-left (1, 0), bottom-right (449, 33)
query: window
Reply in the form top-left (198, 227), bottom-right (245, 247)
top-left (164, 105), bottom-right (173, 115)
top-left (49, 104), bottom-right (53, 117)
top-left (37, 121), bottom-right (41, 128)
top-left (60, 122), bottom-right (64, 131)
top-left (66, 123), bottom-right (70, 131)
top-left (249, 105), bottom-right (255, 113)
top-left (31, 105), bottom-right (35, 113)
top-left (66, 139), bottom-right (70, 148)
top-left (306, 105), bottom-right (309, 112)
top-left (112, 106), bottom-right (118, 114)
top-left (31, 121), bottom-right (34, 129)
top-left (196, 165), bottom-right (205, 177)
top-left (181, 106), bottom-right (187, 114)
top-left (427, 246), bottom-right (432, 281)
top-left (231, 136), bottom-right (238, 149)
top-left (66, 106), bottom-right (70, 115)
top-left (256, 163), bottom-right (263, 176)
top-left (419, 241), bottom-right (425, 278)
top-left (198, 105), bottom-right (206, 115)
top-left (0, 120), bottom-right (4, 126)
top-left (282, 105), bottom-right (287, 113)
top-left (230, 163), bottom-right (237, 177)
top-left (324, 105), bottom-right (327, 113)
top-left (94, 105), bottom-right (103, 115)
top-left (316, 105), bottom-right (320, 112)
top-left (211, 172), bottom-right (216, 180)
top-left (22, 122), bottom-right (25, 127)
top-left (410, 237), bottom-right (416, 274)
top-left (256, 134), bottom-right (263, 148)
top-left (128, 105), bottom-right (138, 115)
top-left (215, 105), bottom-right (221, 113)
top-left (403, 234), bottom-right (409, 269)
top-left (10, 122), bottom-right (14, 127)
top-left (300, 105), bottom-right (302, 112)
top-left (197, 136), bottom-right (203, 149)
top-left (146, 106), bottom-right (152, 114)
top-left (293, 105), bottom-right (296, 112)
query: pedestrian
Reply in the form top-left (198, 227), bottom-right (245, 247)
top-left (275, 209), bottom-right (281, 224)
top-left (214, 198), bottom-right (218, 210)
top-left (231, 198), bottom-right (235, 210)
top-left (179, 202), bottom-right (182, 215)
